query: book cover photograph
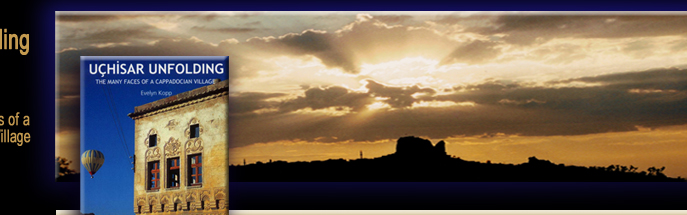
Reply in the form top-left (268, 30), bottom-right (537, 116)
top-left (53, 11), bottom-right (687, 212)
top-left (79, 56), bottom-right (228, 214)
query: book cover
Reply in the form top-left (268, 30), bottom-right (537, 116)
top-left (80, 56), bottom-right (228, 214)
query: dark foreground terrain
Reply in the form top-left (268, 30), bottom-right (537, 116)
top-left (230, 136), bottom-right (686, 182)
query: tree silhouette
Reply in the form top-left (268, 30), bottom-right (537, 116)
top-left (647, 166), bottom-right (667, 177)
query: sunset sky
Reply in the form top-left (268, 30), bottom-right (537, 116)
top-left (57, 11), bottom-right (687, 178)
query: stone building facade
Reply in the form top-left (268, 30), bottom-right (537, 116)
top-left (128, 80), bottom-right (228, 214)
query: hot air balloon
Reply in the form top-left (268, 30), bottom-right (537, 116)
top-left (81, 150), bottom-right (105, 178)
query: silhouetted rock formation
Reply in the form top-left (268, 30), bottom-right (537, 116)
top-left (229, 136), bottom-right (686, 182)
top-left (393, 136), bottom-right (448, 158)
top-left (435, 140), bottom-right (447, 156)
top-left (527, 156), bottom-right (554, 165)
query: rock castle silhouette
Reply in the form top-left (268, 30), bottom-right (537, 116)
top-left (394, 136), bottom-right (447, 158)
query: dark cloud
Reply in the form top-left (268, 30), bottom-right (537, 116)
top-left (58, 13), bottom-right (223, 23)
top-left (57, 26), bottom-right (161, 48)
top-left (57, 15), bottom-right (121, 22)
top-left (365, 79), bottom-right (436, 108)
top-left (229, 92), bottom-right (287, 115)
top-left (279, 86), bottom-right (373, 112)
top-left (56, 14), bottom-right (184, 23)
top-left (246, 30), bottom-right (360, 74)
top-left (480, 15), bottom-right (596, 45)
top-left (82, 27), bottom-right (157, 43)
top-left (242, 15), bottom-right (461, 73)
top-left (557, 67), bottom-right (687, 91)
top-left (229, 67), bottom-right (687, 147)
top-left (459, 79), bottom-right (521, 91)
top-left (490, 15), bottom-right (590, 33)
top-left (446, 67), bottom-right (687, 125)
top-left (466, 15), bottom-right (687, 46)
top-left (299, 80), bottom-right (439, 111)
top-left (595, 16), bottom-right (687, 38)
top-left (230, 80), bottom-right (441, 118)
top-left (57, 97), bottom-right (80, 133)
top-left (204, 15), bottom-right (494, 74)
top-left (279, 30), bottom-right (359, 74)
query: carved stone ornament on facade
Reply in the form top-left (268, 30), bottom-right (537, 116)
top-left (200, 189), bottom-right (212, 202)
top-left (136, 197), bottom-right (146, 207)
top-left (210, 118), bottom-right (221, 128)
top-left (214, 188), bottom-right (226, 202)
top-left (165, 119), bottom-right (179, 131)
top-left (185, 191), bottom-right (197, 210)
top-left (160, 195), bottom-right (171, 207)
top-left (185, 138), bottom-right (204, 155)
top-left (148, 194), bottom-right (159, 207)
top-left (145, 147), bottom-right (161, 162)
top-left (173, 193), bottom-right (184, 203)
top-left (164, 137), bottom-right (181, 157)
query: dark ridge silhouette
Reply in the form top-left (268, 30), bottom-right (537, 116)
top-left (229, 136), bottom-right (686, 182)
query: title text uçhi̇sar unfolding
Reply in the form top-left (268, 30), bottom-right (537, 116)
top-left (88, 62), bottom-right (225, 77)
